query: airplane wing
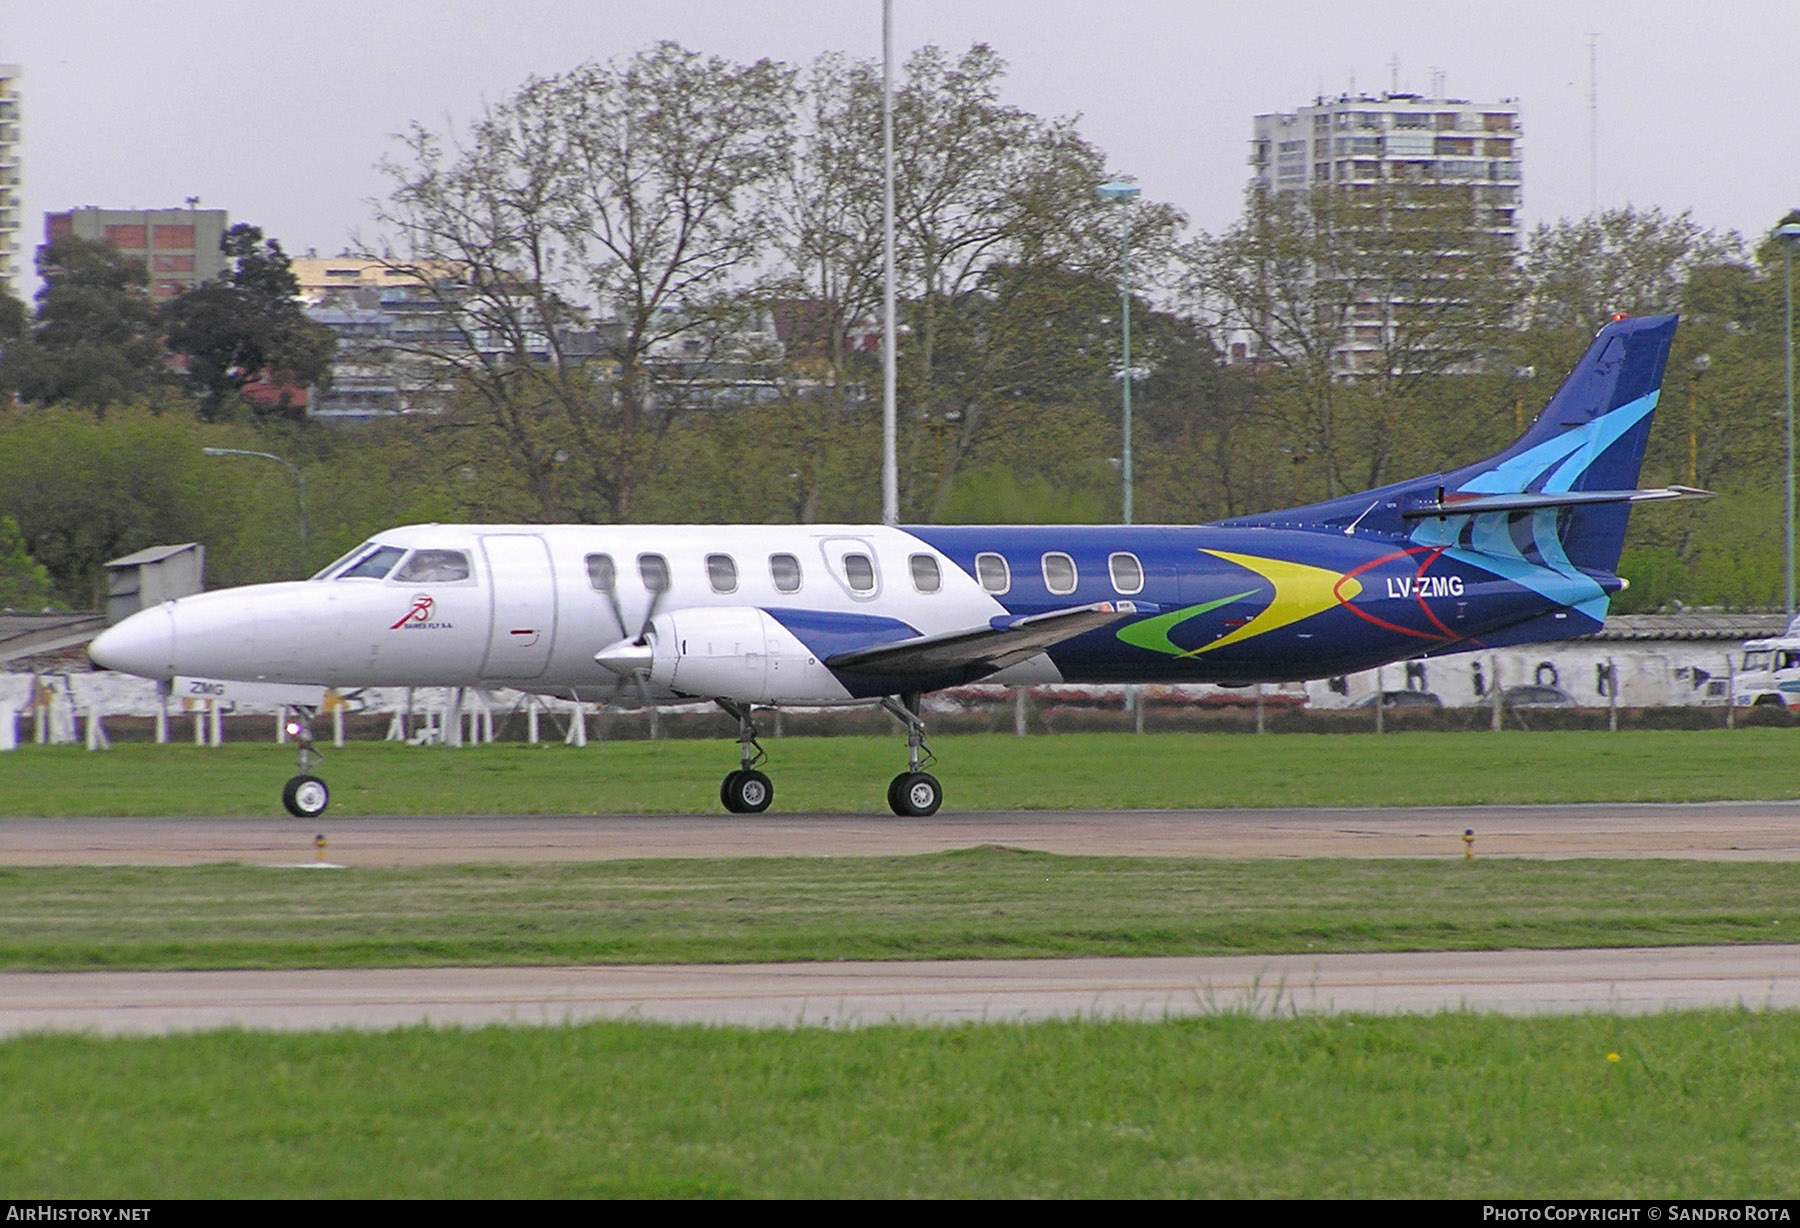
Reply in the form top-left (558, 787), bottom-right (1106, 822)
top-left (825, 601), bottom-right (1149, 678)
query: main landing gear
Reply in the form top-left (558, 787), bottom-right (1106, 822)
top-left (711, 695), bottom-right (944, 817)
top-left (716, 699), bottom-right (773, 814)
top-left (880, 695), bottom-right (942, 817)
top-left (281, 707), bottom-right (331, 818)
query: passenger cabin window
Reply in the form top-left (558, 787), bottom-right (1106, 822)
top-left (585, 553), bottom-right (616, 592)
top-left (337, 545), bottom-right (405, 580)
top-left (638, 553), bottom-right (670, 594)
top-left (1042, 552), bottom-right (1077, 595)
top-left (769, 553), bottom-right (803, 593)
top-left (842, 552), bottom-right (877, 595)
top-left (909, 554), bottom-right (942, 594)
top-left (706, 553), bottom-right (739, 594)
top-left (392, 549), bottom-right (471, 583)
top-left (975, 552), bottom-right (1010, 595)
top-left (1108, 552), bottom-right (1145, 595)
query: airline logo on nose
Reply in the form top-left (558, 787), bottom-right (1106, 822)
top-left (391, 595), bottom-right (454, 630)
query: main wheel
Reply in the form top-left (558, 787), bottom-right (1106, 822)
top-left (888, 771), bottom-right (942, 817)
top-left (282, 774), bottom-right (330, 818)
top-left (723, 769), bottom-right (773, 814)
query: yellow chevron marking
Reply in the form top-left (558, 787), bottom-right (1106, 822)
top-left (1182, 550), bottom-right (1362, 656)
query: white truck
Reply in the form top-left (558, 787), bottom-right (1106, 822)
top-left (1733, 618), bottom-right (1800, 709)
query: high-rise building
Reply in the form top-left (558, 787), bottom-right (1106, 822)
top-left (42, 206), bottom-right (229, 299)
top-left (1250, 90), bottom-right (1522, 250)
top-left (0, 65), bottom-right (21, 297)
top-left (1246, 91), bottom-right (1522, 374)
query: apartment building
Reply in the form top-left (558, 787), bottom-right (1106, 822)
top-left (0, 66), bottom-right (20, 296)
top-left (1250, 91), bottom-right (1522, 248)
top-left (43, 206), bottom-right (229, 299)
top-left (1247, 92), bottom-right (1522, 374)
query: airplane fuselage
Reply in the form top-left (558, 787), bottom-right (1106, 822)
top-left (91, 521), bottom-right (1603, 702)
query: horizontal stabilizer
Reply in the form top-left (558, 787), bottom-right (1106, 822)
top-left (827, 600), bottom-right (1149, 678)
top-left (1399, 485), bottom-right (1713, 521)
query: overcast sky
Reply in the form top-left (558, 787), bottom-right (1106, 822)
top-left (8, 0), bottom-right (1798, 287)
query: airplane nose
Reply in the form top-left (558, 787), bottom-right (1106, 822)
top-left (88, 605), bottom-right (175, 678)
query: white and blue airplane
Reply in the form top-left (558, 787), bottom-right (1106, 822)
top-left (89, 314), bottom-right (1700, 818)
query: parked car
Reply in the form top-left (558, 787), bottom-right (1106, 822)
top-left (1500, 684), bottom-right (1577, 709)
top-left (1351, 690), bottom-right (1444, 710)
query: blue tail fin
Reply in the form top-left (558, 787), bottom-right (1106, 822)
top-left (1217, 313), bottom-right (1679, 582)
top-left (1440, 313), bottom-right (1677, 573)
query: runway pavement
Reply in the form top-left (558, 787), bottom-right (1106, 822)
top-left (4, 946), bottom-right (1797, 1034)
top-left (8, 803), bottom-right (1799, 1036)
top-left (5, 800), bottom-right (1800, 864)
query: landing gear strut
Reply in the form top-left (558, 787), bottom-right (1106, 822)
top-left (281, 706), bottom-right (331, 818)
top-left (716, 699), bottom-right (773, 814)
top-left (881, 694), bottom-right (942, 817)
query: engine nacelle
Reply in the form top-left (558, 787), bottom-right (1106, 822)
top-left (642, 606), bottom-right (851, 704)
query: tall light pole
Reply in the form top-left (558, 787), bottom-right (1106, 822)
top-left (202, 447), bottom-right (308, 572)
top-left (880, 0), bottom-right (898, 527)
top-left (1778, 221), bottom-right (1800, 617)
top-left (1097, 181), bottom-right (1140, 523)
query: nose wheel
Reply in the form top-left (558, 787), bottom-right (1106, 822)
top-left (282, 773), bottom-right (331, 818)
top-left (281, 707), bottom-right (331, 818)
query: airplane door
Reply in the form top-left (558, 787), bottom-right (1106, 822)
top-left (479, 534), bottom-right (556, 679)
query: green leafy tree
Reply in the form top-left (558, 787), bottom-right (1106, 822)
top-left (159, 224), bottom-right (336, 421)
top-left (0, 237), bottom-right (170, 410)
top-left (0, 513), bottom-right (54, 609)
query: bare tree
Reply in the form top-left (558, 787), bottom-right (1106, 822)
top-left (366, 43), bottom-right (796, 521)
top-left (1191, 184), bottom-right (1513, 496)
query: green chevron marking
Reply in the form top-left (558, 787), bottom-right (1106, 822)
top-left (1115, 588), bottom-right (1262, 656)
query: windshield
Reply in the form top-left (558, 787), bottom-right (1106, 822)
top-left (312, 541), bottom-right (376, 581)
top-left (335, 545), bottom-right (407, 580)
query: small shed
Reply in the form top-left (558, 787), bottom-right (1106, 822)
top-left (103, 543), bottom-right (205, 625)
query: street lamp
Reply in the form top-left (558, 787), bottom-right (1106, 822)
top-left (1779, 222), bottom-right (1800, 617)
top-left (1097, 181), bottom-right (1141, 524)
top-left (202, 447), bottom-right (308, 572)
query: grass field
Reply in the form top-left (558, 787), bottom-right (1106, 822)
top-left (8, 728), bottom-right (1798, 1197)
top-left (5, 727), bottom-right (1800, 815)
top-left (4, 1010), bottom-right (1796, 1198)
top-left (2, 852), bottom-right (1795, 970)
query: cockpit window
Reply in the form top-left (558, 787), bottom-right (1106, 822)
top-left (312, 541), bottom-right (375, 580)
top-left (335, 545), bottom-right (406, 580)
top-left (391, 549), bottom-right (471, 583)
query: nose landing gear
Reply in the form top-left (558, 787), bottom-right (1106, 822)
top-left (281, 707), bottom-right (331, 818)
